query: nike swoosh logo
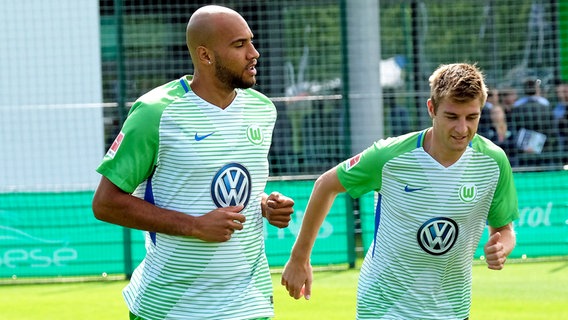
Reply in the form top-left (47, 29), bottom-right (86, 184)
top-left (194, 132), bottom-right (215, 141)
top-left (404, 185), bottom-right (425, 192)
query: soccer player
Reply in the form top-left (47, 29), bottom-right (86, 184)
top-left (281, 63), bottom-right (518, 319)
top-left (92, 5), bottom-right (294, 320)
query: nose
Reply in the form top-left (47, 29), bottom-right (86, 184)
top-left (249, 43), bottom-right (260, 60)
top-left (455, 118), bottom-right (468, 134)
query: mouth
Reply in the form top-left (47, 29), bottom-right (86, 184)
top-left (451, 135), bottom-right (469, 143)
top-left (247, 61), bottom-right (257, 76)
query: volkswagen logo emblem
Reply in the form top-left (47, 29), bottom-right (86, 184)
top-left (417, 217), bottom-right (458, 255)
top-left (211, 163), bottom-right (251, 208)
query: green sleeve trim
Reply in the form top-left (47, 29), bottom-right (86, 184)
top-left (472, 135), bottom-right (520, 227)
top-left (337, 132), bottom-right (420, 198)
top-left (96, 80), bottom-right (183, 193)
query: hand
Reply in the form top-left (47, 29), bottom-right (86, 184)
top-left (192, 205), bottom-right (246, 242)
top-left (281, 258), bottom-right (313, 300)
top-left (263, 192), bottom-right (294, 228)
top-left (484, 232), bottom-right (507, 270)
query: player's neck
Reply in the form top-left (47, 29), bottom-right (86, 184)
top-left (423, 129), bottom-right (464, 167)
top-left (190, 78), bottom-right (237, 109)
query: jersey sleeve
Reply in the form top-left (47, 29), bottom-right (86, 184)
top-left (336, 141), bottom-right (386, 199)
top-left (487, 152), bottom-right (520, 227)
top-left (337, 134), bottom-right (419, 199)
top-left (96, 101), bottom-right (162, 193)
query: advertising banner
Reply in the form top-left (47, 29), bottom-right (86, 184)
top-left (0, 172), bottom-right (565, 278)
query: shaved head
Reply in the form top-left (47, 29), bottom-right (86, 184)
top-left (183, 5), bottom-right (259, 101)
top-left (186, 5), bottom-right (246, 62)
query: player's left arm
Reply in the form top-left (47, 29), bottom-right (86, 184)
top-left (261, 192), bottom-right (295, 228)
top-left (483, 146), bottom-right (519, 270)
top-left (484, 222), bottom-right (516, 270)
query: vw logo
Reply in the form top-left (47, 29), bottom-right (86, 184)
top-left (416, 217), bottom-right (458, 255)
top-left (211, 163), bottom-right (251, 208)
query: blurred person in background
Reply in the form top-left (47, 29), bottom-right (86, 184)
top-left (478, 87), bottom-right (499, 138)
top-left (281, 63), bottom-right (518, 320)
top-left (478, 88), bottom-right (517, 165)
top-left (498, 86), bottom-right (518, 115)
top-left (488, 104), bottom-right (517, 166)
top-left (383, 87), bottom-right (411, 136)
top-left (552, 79), bottom-right (568, 163)
top-left (512, 78), bottom-right (550, 108)
top-left (509, 78), bottom-right (559, 167)
top-left (92, 5), bottom-right (294, 320)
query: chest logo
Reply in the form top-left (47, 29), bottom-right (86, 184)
top-left (246, 124), bottom-right (264, 145)
top-left (195, 132), bottom-right (215, 141)
top-left (404, 185), bottom-right (424, 192)
top-left (458, 184), bottom-right (477, 203)
top-left (211, 163), bottom-right (251, 208)
top-left (417, 217), bottom-right (458, 255)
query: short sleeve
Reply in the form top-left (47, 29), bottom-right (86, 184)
top-left (487, 154), bottom-right (520, 227)
top-left (96, 101), bottom-right (162, 193)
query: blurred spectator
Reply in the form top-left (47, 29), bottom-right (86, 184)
top-left (487, 87), bottom-right (500, 106)
top-left (478, 88), bottom-right (499, 138)
top-left (513, 78), bottom-right (550, 108)
top-left (552, 79), bottom-right (568, 163)
top-left (486, 105), bottom-right (517, 165)
top-left (478, 88), bottom-right (517, 164)
top-left (498, 86), bottom-right (519, 132)
top-left (498, 86), bottom-right (518, 115)
top-left (383, 87), bottom-right (411, 136)
top-left (509, 78), bottom-right (559, 167)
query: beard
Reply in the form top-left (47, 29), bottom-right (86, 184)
top-left (214, 59), bottom-right (256, 90)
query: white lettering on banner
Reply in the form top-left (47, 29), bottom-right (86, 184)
top-left (516, 202), bottom-right (553, 227)
top-left (0, 248), bottom-right (78, 268)
top-left (0, 225), bottom-right (79, 268)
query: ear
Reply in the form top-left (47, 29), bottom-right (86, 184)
top-left (427, 99), bottom-right (435, 118)
top-left (196, 46), bottom-right (213, 65)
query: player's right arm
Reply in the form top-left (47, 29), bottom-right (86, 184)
top-left (281, 167), bottom-right (346, 300)
top-left (92, 176), bottom-right (245, 242)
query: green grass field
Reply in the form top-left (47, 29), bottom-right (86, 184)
top-left (1, 260), bottom-right (566, 319)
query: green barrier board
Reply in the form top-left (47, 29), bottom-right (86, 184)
top-left (0, 191), bottom-right (122, 277)
top-left (263, 180), bottom-right (355, 267)
top-left (0, 171), bottom-right (566, 278)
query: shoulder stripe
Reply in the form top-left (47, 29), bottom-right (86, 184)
top-left (179, 78), bottom-right (190, 93)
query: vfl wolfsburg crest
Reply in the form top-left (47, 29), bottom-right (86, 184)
top-left (246, 124), bottom-right (264, 145)
top-left (458, 184), bottom-right (477, 202)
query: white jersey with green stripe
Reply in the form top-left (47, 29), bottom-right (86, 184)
top-left (96, 76), bottom-right (277, 319)
top-left (337, 129), bottom-right (519, 320)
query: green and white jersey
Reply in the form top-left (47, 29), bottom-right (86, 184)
top-left (96, 76), bottom-right (276, 320)
top-left (337, 129), bottom-right (519, 320)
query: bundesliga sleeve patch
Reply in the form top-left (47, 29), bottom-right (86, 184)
top-left (345, 153), bottom-right (361, 171)
top-left (106, 131), bottom-right (124, 159)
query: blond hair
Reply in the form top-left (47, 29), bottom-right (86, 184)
top-left (428, 63), bottom-right (488, 113)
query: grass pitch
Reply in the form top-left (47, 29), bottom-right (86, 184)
top-left (0, 260), bottom-right (566, 319)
